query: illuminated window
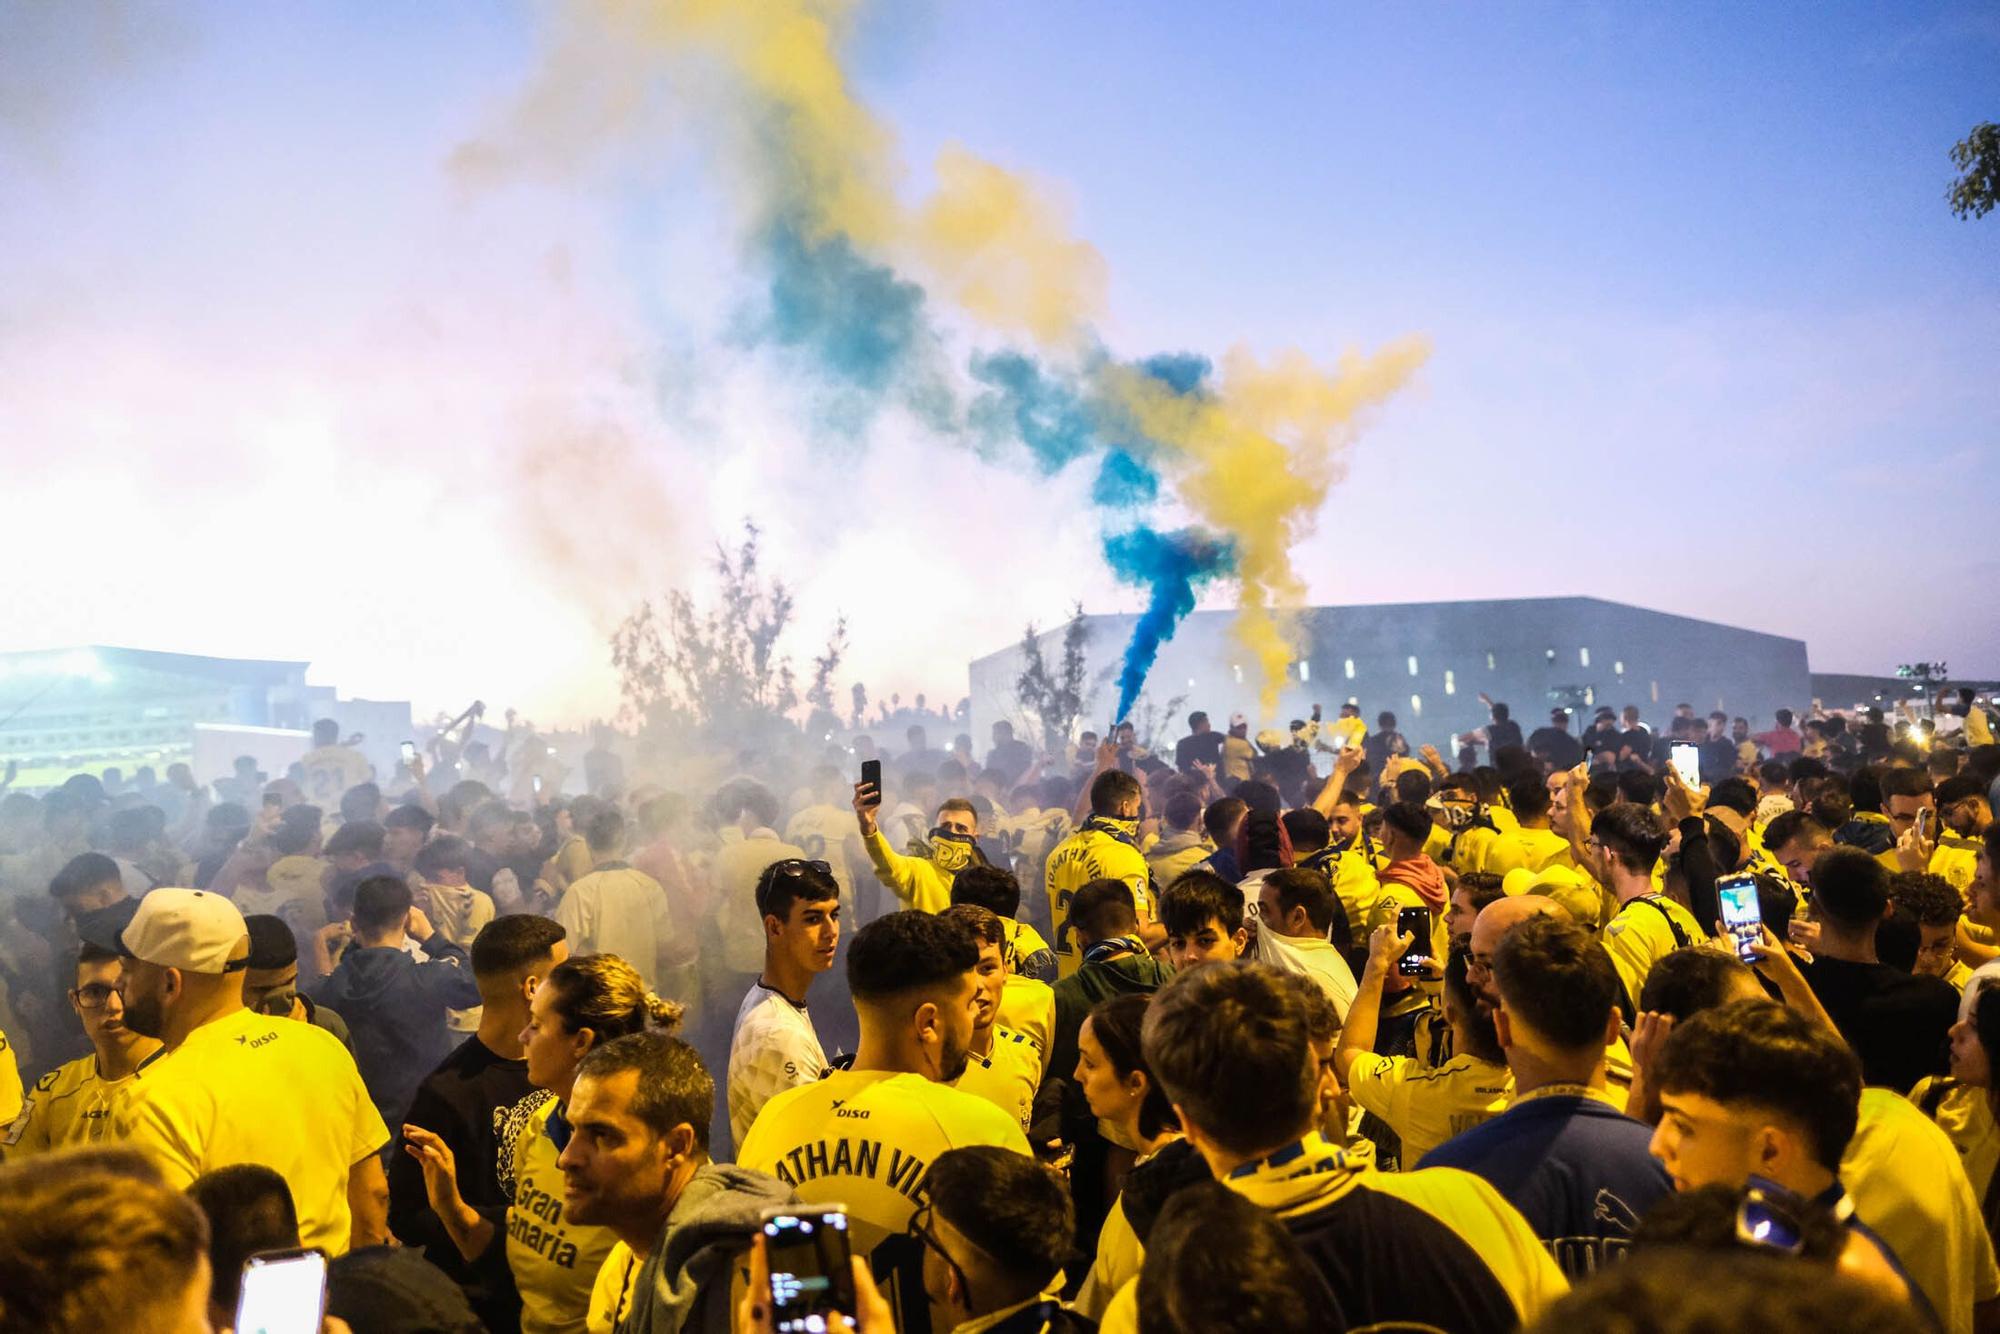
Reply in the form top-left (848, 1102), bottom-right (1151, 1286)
top-left (1445, 670), bottom-right (1456, 695)
top-left (1410, 694), bottom-right (1423, 716)
top-left (1580, 647), bottom-right (1591, 667)
top-left (1343, 659), bottom-right (1356, 680)
top-left (1299, 660), bottom-right (1311, 682)
top-left (1407, 656), bottom-right (1420, 676)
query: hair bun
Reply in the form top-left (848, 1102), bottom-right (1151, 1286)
top-left (643, 992), bottom-right (686, 1033)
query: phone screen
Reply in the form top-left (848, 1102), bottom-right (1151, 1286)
top-left (859, 759), bottom-right (882, 809)
top-left (1916, 807), bottom-right (1935, 841)
top-left (400, 740), bottom-right (417, 764)
top-left (235, 1249), bottom-right (327, 1334)
top-left (1396, 906), bottom-right (1433, 976)
top-left (764, 1209), bottom-right (856, 1333)
top-left (1717, 874), bottom-right (1762, 964)
top-left (1670, 742), bottom-right (1702, 791)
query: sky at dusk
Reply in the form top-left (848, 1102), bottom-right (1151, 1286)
top-left (2, 1), bottom-right (1995, 725)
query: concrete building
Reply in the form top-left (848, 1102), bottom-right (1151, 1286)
top-left (968, 596), bottom-right (1813, 754)
top-left (0, 645), bottom-right (411, 789)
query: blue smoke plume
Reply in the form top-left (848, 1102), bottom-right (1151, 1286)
top-left (736, 216), bottom-right (1232, 719)
top-left (1103, 525), bottom-right (1238, 723)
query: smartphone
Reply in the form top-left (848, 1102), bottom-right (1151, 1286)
top-left (531, 774), bottom-right (543, 797)
top-left (1916, 807), bottom-right (1935, 841)
top-left (235, 1248), bottom-right (328, 1334)
top-left (400, 740), bottom-right (417, 765)
top-left (1718, 872), bottom-right (1763, 964)
top-left (762, 1206), bottom-right (856, 1333)
top-left (1670, 742), bottom-right (1702, 791)
top-left (859, 759), bottom-right (882, 809)
top-left (1396, 906), bottom-right (1433, 977)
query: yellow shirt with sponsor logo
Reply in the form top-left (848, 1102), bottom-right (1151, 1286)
top-left (1843, 1086), bottom-right (2000, 1334)
top-left (3, 1047), bottom-right (162, 1157)
top-left (1602, 894), bottom-right (1705, 1009)
top-left (1344, 1052), bottom-right (1511, 1168)
top-left (499, 1094), bottom-right (618, 1334)
top-left (1045, 822), bottom-right (1153, 977)
top-left (997, 975), bottom-right (1056, 1059)
top-left (736, 1067), bottom-right (1031, 1257)
top-left (114, 1007), bottom-right (387, 1254)
top-left (952, 1024), bottom-right (1042, 1135)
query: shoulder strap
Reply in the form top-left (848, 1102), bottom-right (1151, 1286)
top-left (1635, 895), bottom-right (1695, 951)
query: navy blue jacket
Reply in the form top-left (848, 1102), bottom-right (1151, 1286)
top-left (1420, 1093), bottom-right (1671, 1279)
top-left (313, 937), bottom-right (483, 1129)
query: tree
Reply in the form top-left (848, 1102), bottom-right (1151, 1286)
top-left (1949, 123), bottom-right (1999, 220)
top-left (1016, 605), bottom-right (1091, 752)
top-left (610, 522), bottom-right (843, 738)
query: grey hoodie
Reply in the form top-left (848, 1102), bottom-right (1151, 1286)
top-left (615, 1161), bottom-right (796, 1334)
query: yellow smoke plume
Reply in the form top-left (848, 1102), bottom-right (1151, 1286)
top-left (571, 0), bottom-right (1103, 338)
top-left (1108, 336), bottom-right (1432, 716)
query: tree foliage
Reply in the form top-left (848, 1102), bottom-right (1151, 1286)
top-left (1949, 123), bottom-right (1999, 220)
top-left (1016, 605), bottom-right (1092, 752)
top-left (611, 522), bottom-right (846, 738)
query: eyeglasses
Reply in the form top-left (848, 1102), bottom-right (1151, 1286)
top-left (907, 1202), bottom-right (974, 1307)
top-left (71, 982), bottom-right (119, 1010)
top-left (1734, 1183), bottom-right (1808, 1256)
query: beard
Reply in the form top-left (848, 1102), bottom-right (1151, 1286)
top-left (939, 1029), bottom-right (972, 1083)
top-left (122, 989), bottom-right (166, 1039)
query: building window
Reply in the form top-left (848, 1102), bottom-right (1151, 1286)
top-left (1343, 658), bottom-right (1356, 680)
top-left (1410, 694), bottom-right (1423, 717)
top-left (1299, 660), bottom-right (1311, 682)
top-left (1580, 647), bottom-right (1591, 667)
top-left (1407, 656), bottom-right (1420, 676)
top-left (1445, 670), bottom-right (1456, 695)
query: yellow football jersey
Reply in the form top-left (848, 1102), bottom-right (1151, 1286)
top-left (953, 1025), bottom-right (1042, 1135)
top-left (1045, 822), bottom-right (1152, 977)
top-left (2, 1048), bottom-right (161, 1157)
top-left (736, 1067), bottom-right (1031, 1256)
top-left (499, 1094), bottom-right (618, 1334)
top-left (114, 1008), bottom-right (386, 1254)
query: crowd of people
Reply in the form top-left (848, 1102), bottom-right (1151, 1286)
top-left (2, 689), bottom-right (1999, 1333)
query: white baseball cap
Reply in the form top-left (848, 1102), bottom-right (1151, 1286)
top-left (119, 888), bottom-right (251, 974)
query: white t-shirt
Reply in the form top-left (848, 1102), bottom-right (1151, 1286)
top-left (727, 982), bottom-right (829, 1150)
top-left (1252, 923), bottom-right (1359, 1020)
